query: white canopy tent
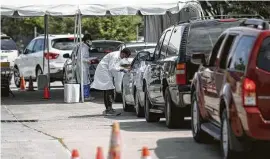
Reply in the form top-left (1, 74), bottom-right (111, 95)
top-left (1, 0), bottom-right (204, 102)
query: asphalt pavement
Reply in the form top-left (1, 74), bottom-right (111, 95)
top-left (2, 81), bottom-right (222, 159)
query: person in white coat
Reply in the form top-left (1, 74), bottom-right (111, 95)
top-left (91, 48), bottom-right (131, 115)
top-left (76, 33), bottom-right (95, 100)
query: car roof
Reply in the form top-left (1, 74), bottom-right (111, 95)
top-left (92, 40), bottom-right (123, 43)
top-left (36, 34), bottom-right (79, 40)
top-left (124, 42), bottom-right (156, 47)
top-left (223, 26), bottom-right (269, 36)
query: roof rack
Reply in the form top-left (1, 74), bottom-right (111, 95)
top-left (190, 14), bottom-right (264, 21)
top-left (240, 18), bottom-right (269, 30)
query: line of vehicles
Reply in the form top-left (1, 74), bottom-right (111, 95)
top-left (119, 18), bottom-right (270, 159)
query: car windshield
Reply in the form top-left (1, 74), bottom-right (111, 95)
top-left (1, 37), bottom-right (17, 50)
top-left (51, 38), bottom-right (76, 50)
top-left (127, 45), bottom-right (156, 58)
top-left (186, 20), bottom-right (243, 55)
top-left (90, 42), bottom-right (122, 53)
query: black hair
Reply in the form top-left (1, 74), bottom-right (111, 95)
top-left (121, 48), bottom-right (131, 56)
top-left (82, 33), bottom-right (92, 42)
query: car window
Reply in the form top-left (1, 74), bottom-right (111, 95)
top-left (167, 26), bottom-right (183, 56)
top-left (1, 38), bottom-right (17, 50)
top-left (153, 32), bottom-right (167, 60)
top-left (52, 38), bottom-right (76, 50)
top-left (90, 42), bottom-right (122, 53)
top-left (208, 34), bottom-right (226, 66)
top-left (126, 45), bottom-right (156, 58)
top-left (229, 35), bottom-right (256, 72)
top-left (33, 39), bottom-right (44, 52)
top-left (218, 34), bottom-right (237, 69)
top-left (257, 36), bottom-right (270, 72)
top-left (160, 29), bottom-right (172, 58)
top-left (24, 40), bottom-right (36, 54)
top-left (187, 20), bottom-right (242, 56)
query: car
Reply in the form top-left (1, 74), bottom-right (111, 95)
top-left (113, 42), bottom-right (156, 102)
top-left (13, 34), bottom-right (77, 87)
top-left (190, 19), bottom-right (270, 159)
top-left (63, 40), bottom-right (124, 84)
top-left (121, 48), bottom-right (155, 116)
top-left (142, 18), bottom-right (248, 128)
top-left (1, 33), bottom-right (18, 68)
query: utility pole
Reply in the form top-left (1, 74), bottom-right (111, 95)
top-left (34, 27), bottom-right (37, 38)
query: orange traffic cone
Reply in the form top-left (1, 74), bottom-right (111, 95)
top-left (43, 86), bottom-right (50, 99)
top-left (96, 147), bottom-right (105, 159)
top-left (20, 76), bottom-right (26, 91)
top-left (141, 146), bottom-right (151, 159)
top-left (27, 76), bottom-right (34, 91)
top-left (108, 122), bottom-right (121, 159)
top-left (71, 149), bottom-right (80, 159)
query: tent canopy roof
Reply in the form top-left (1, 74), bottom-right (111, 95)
top-left (1, 0), bottom-right (203, 16)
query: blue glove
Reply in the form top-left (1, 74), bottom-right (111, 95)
top-left (120, 69), bottom-right (128, 73)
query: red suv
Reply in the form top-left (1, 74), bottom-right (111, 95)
top-left (190, 19), bottom-right (270, 159)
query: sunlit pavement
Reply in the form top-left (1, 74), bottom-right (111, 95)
top-left (1, 81), bottom-right (222, 159)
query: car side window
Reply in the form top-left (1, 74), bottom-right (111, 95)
top-left (167, 26), bottom-right (183, 56)
top-left (208, 34), bottom-right (226, 66)
top-left (257, 37), bottom-right (270, 72)
top-left (153, 31), bottom-right (167, 60)
top-left (229, 35), bottom-right (256, 72)
top-left (159, 29), bottom-right (172, 59)
top-left (217, 34), bottom-right (237, 69)
top-left (33, 39), bottom-right (44, 53)
top-left (24, 40), bottom-right (36, 54)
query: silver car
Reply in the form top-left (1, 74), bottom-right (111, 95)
top-left (113, 42), bottom-right (156, 102)
top-left (121, 48), bottom-right (155, 117)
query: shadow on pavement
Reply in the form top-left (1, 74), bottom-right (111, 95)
top-left (155, 137), bottom-right (221, 159)
top-left (117, 120), bottom-right (191, 132)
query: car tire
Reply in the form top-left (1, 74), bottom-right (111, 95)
top-left (221, 109), bottom-right (240, 159)
top-left (144, 89), bottom-right (160, 122)
top-left (114, 88), bottom-right (122, 102)
top-left (164, 87), bottom-right (184, 129)
top-left (122, 86), bottom-right (132, 112)
top-left (135, 91), bottom-right (145, 117)
top-left (191, 91), bottom-right (212, 143)
top-left (13, 66), bottom-right (21, 88)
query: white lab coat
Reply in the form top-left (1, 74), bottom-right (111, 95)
top-left (91, 51), bottom-right (122, 90)
top-left (76, 42), bottom-right (93, 85)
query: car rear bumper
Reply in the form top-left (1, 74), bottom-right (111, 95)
top-left (50, 69), bottom-right (63, 80)
top-left (242, 107), bottom-right (270, 141)
top-left (178, 85), bottom-right (191, 106)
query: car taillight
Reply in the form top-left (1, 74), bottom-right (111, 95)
top-left (104, 50), bottom-right (112, 53)
top-left (90, 59), bottom-right (99, 64)
top-left (242, 77), bottom-right (256, 106)
top-left (176, 63), bottom-right (186, 85)
top-left (44, 52), bottom-right (59, 60)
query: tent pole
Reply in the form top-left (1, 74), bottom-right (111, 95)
top-left (46, 16), bottom-right (51, 89)
top-left (79, 14), bottom-right (84, 103)
top-left (42, 15), bottom-right (47, 72)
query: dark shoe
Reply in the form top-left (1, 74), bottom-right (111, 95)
top-left (103, 109), bottom-right (116, 116)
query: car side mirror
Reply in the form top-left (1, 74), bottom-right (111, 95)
top-left (191, 53), bottom-right (206, 65)
top-left (63, 53), bottom-right (70, 58)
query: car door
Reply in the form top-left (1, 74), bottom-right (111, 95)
top-left (201, 34), bottom-right (227, 123)
top-left (20, 39), bottom-right (36, 77)
top-left (212, 33), bottom-right (238, 124)
top-left (29, 38), bottom-right (44, 77)
top-left (148, 28), bottom-right (172, 105)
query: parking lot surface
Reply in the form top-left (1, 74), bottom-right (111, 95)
top-left (1, 81), bottom-right (264, 159)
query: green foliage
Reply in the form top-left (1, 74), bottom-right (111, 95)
top-left (1, 15), bottom-right (143, 43)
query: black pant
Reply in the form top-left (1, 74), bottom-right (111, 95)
top-left (104, 89), bottom-right (114, 110)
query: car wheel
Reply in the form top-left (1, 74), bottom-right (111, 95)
top-left (114, 88), bottom-right (122, 102)
top-left (221, 109), bottom-right (239, 159)
top-left (36, 66), bottom-right (43, 85)
top-left (135, 91), bottom-right (145, 117)
top-left (13, 66), bottom-right (21, 88)
top-left (122, 86), bottom-right (132, 112)
top-left (191, 91), bottom-right (211, 143)
top-left (165, 87), bottom-right (184, 128)
top-left (144, 89), bottom-right (160, 122)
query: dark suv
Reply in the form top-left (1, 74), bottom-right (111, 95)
top-left (190, 19), bottom-right (270, 159)
top-left (143, 18), bottom-right (247, 128)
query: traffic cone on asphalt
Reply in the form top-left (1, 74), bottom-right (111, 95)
top-left (43, 86), bottom-right (50, 99)
top-left (27, 76), bottom-right (34, 91)
top-left (96, 147), bottom-right (105, 159)
top-left (71, 149), bottom-right (80, 159)
top-left (141, 146), bottom-right (151, 159)
top-left (108, 122), bottom-right (121, 159)
top-left (20, 76), bottom-right (26, 91)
